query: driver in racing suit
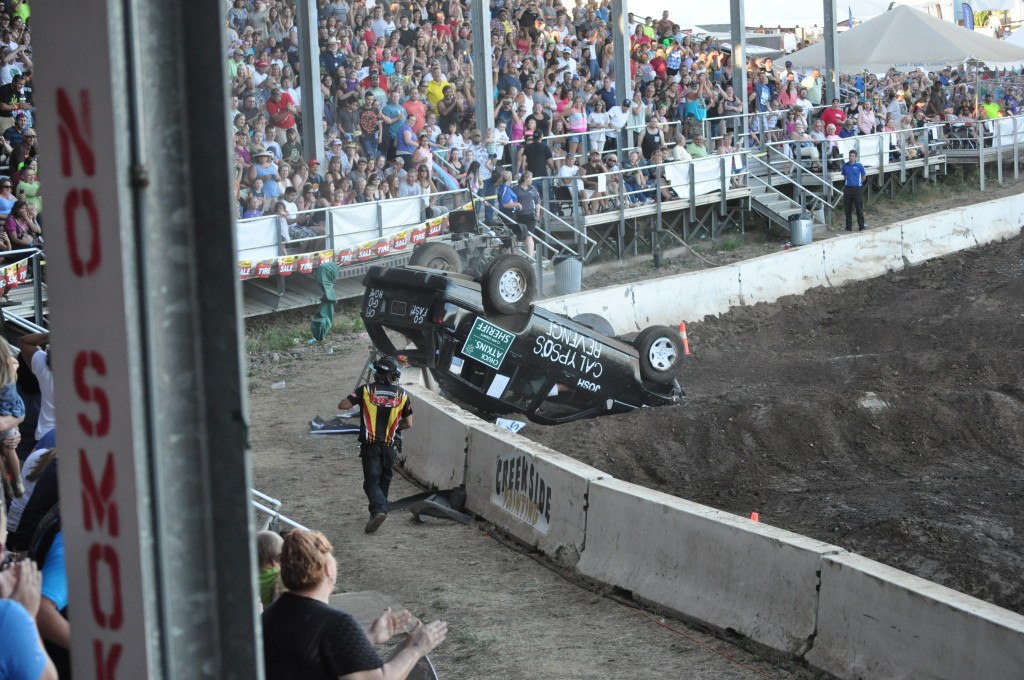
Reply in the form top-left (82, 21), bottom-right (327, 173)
top-left (338, 356), bottom-right (413, 534)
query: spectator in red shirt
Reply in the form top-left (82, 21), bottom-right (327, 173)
top-left (360, 67), bottom-right (389, 93)
top-left (433, 12), bottom-right (452, 40)
top-left (265, 88), bottom-right (298, 143)
top-left (819, 98), bottom-right (846, 131)
top-left (402, 87), bottom-right (427, 134)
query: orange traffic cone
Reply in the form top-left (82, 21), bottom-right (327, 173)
top-left (678, 322), bottom-right (692, 356)
top-left (750, 512), bottom-right (760, 522)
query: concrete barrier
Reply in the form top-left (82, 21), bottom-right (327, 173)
top-left (900, 213), bottom-right (977, 266)
top-left (578, 478), bottom-right (840, 655)
top-left (807, 552), bottom-right (1024, 680)
top-left (629, 265), bottom-right (743, 331)
top-left (735, 243), bottom-right (826, 305)
top-left (959, 191), bottom-right (1024, 246)
top-left (541, 193), bottom-right (1024, 331)
top-left (824, 226), bottom-right (905, 287)
top-left (465, 423), bottom-right (608, 563)
top-left (399, 385), bottom-right (474, 489)
top-left (542, 265), bottom-right (743, 334)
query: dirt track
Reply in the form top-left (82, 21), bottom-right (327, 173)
top-left (525, 234), bottom-right (1024, 614)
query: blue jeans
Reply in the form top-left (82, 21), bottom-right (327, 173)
top-left (360, 442), bottom-right (396, 515)
top-left (361, 135), bottom-right (380, 160)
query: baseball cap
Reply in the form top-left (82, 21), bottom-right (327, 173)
top-left (308, 159), bottom-right (320, 167)
top-left (622, 98), bottom-right (631, 105)
top-left (255, 60), bottom-right (268, 67)
top-left (785, 60), bottom-right (793, 67)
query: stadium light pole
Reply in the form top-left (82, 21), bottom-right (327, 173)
top-left (299, 0), bottom-right (327, 165)
top-left (471, 2), bottom-right (496, 133)
top-left (823, 0), bottom-right (841, 103)
top-left (730, 0), bottom-right (748, 146)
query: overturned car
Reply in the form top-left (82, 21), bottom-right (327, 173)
top-left (360, 261), bottom-right (685, 425)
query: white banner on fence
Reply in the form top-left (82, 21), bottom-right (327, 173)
top-left (330, 203), bottom-right (380, 247)
top-left (236, 215), bottom-right (281, 262)
top-left (692, 156), bottom-right (723, 196)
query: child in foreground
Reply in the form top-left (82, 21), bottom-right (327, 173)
top-left (257, 530), bottom-right (285, 608)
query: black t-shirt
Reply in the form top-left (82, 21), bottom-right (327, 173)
top-left (398, 27), bottom-right (418, 47)
top-left (519, 9), bottom-right (539, 34)
top-left (525, 112), bottom-right (551, 137)
top-left (263, 593), bottom-right (382, 680)
top-left (523, 141), bottom-right (552, 178)
top-left (0, 84), bottom-right (26, 119)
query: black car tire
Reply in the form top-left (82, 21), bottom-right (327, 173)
top-left (482, 254), bottom-right (537, 315)
top-left (408, 243), bottom-right (462, 271)
top-left (634, 325), bottom-right (684, 384)
top-left (571, 313), bottom-right (616, 337)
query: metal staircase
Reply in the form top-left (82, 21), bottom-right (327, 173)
top-left (746, 149), bottom-right (842, 237)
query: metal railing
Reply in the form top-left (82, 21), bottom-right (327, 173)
top-left (251, 488), bottom-right (310, 532)
top-left (0, 247), bottom-right (46, 331)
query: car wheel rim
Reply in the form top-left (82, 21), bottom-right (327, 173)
top-left (429, 257), bottom-right (456, 271)
top-left (498, 269), bottom-right (526, 303)
top-left (648, 337), bottom-right (677, 371)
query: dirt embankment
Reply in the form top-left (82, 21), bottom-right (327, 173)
top-left (526, 235), bottom-right (1024, 614)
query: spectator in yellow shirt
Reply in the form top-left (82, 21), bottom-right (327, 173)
top-left (981, 94), bottom-right (1002, 119)
top-left (425, 64), bottom-right (450, 111)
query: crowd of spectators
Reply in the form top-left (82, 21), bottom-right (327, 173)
top-left (229, 0), bottom-right (1024, 237)
top-left (0, 0), bottom-right (39, 262)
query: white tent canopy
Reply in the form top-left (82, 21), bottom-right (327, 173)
top-left (1007, 28), bottom-right (1024, 48)
top-left (785, 4), bottom-right (1024, 72)
top-left (628, 0), bottom-right (938, 29)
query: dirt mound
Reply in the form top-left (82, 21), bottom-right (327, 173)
top-left (525, 235), bottom-right (1024, 614)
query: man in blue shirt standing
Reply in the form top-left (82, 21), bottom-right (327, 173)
top-left (841, 150), bottom-right (868, 231)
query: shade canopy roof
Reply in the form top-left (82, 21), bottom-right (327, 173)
top-left (785, 4), bottom-right (1024, 72)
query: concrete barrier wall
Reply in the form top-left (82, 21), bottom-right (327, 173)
top-left (464, 423), bottom-right (608, 563)
top-left (578, 479), bottom-right (838, 655)
top-left (541, 192), bottom-right (1024, 333)
top-left (399, 385), bottom-right (473, 489)
top-left (807, 553), bottom-right (1024, 680)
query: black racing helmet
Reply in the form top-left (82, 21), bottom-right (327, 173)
top-left (373, 356), bottom-right (402, 383)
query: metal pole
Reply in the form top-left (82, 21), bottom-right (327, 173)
top-left (298, 0), bottom-right (326, 166)
top-left (612, 0), bottom-right (633, 105)
top-left (823, 0), bottom-right (840, 103)
top-left (31, 252), bottom-right (42, 326)
top-left (37, 0), bottom-right (261, 678)
top-left (471, 2), bottom-right (495, 132)
top-left (730, 0), bottom-right (748, 146)
top-left (653, 164), bottom-right (662, 268)
top-left (617, 174), bottom-right (626, 259)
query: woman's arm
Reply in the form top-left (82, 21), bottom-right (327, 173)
top-left (343, 621), bottom-right (448, 680)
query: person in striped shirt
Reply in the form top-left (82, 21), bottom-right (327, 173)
top-left (338, 356), bottom-right (413, 534)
